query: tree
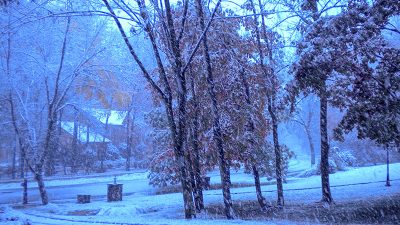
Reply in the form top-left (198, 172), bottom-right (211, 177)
top-left (194, 0), bottom-right (234, 218)
top-left (245, 0), bottom-right (287, 206)
top-left (221, 30), bottom-right (270, 210)
top-left (292, 97), bottom-right (317, 166)
top-left (292, 0), bottom-right (400, 204)
top-left (125, 94), bottom-right (136, 171)
top-left (1, 1), bottom-right (106, 204)
top-left (332, 1), bottom-right (400, 147)
top-left (101, 0), bottom-right (223, 218)
top-left (186, 70), bottom-right (204, 212)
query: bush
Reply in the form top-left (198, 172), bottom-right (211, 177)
top-left (331, 147), bottom-right (357, 170)
top-left (298, 147), bottom-right (356, 177)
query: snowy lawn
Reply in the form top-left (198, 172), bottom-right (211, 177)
top-left (1, 163), bottom-right (399, 224)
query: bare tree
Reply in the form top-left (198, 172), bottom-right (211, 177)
top-left (293, 103), bottom-right (316, 166)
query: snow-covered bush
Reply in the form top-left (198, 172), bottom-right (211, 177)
top-left (298, 158), bottom-right (337, 177)
top-left (298, 147), bottom-right (357, 177)
top-left (331, 146), bottom-right (357, 170)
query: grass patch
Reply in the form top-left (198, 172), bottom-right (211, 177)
top-left (206, 194), bottom-right (400, 224)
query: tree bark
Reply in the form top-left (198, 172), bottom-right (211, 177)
top-left (268, 100), bottom-right (284, 206)
top-left (126, 99), bottom-right (135, 171)
top-left (190, 76), bottom-right (204, 212)
top-left (22, 178), bottom-right (28, 204)
top-left (44, 110), bottom-right (57, 176)
top-left (320, 81), bottom-right (333, 203)
top-left (12, 145), bottom-right (16, 179)
top-left (45, 144), bottom-right (56, 176)
top-left (35, 169), bottom-right (48, 205)
top-left (19, 142), bottom-right (24, 179)
top-left (195, 0), bottom-right (234, 219)
top-left (306, 128), bottom-right (316, 165)
top-left (252, 165), bottom-right (267, 209)
top-left (71, 110), bottom-right (79, 173)
top-left (38, 111), bottom-right (56, 204)
top-left (185, 149), bottom-right (197, 211)
top-left (99, 111), bottom-right (110, 173)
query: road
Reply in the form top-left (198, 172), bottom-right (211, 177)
top-left (0, 177), bottom-right (154, 204)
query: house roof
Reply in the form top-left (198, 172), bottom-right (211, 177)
top-left (61, 121), bottom-right (110, 143)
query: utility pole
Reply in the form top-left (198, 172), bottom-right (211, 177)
top-left (385, 145), bottom-right (391, 187)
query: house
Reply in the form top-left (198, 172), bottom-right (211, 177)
top-left (85, 109), bottom-right (128, 145)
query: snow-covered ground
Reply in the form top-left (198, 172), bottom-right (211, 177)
top-left (0, 172), bottom-right (149, 190)
top-left (1, 163), bottom-right (399, 225)
top-left (0, 160), bottom-right (309, 204)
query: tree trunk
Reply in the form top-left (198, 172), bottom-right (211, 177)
top-left (19, 145), bottom-right (24, 179)
top-left (12, 145), bottom-right (16, 179)
top-left (44, 114), bottom-right (57, 177)
top-left (269, 100), bottom-right (284, 206)
top-left (190, 77), bottom-right (204, 212)
top-left (195, 0), bottom-right (233, 219)
top-left (176, 154), bottom-right (195, 219)
top-left (126, 108), bottom-right (132, 171)
top-left (35, 170), bottom-right (48, 205)
top-left (71, 110), bottom-right (79, 174)
top-left (252, 165), bottom-right (267, 209)
top-left (192, 139), bottom-right (204, 211)
top-left (306, 129), bottom-right (316, 165)
top-left (84, 125), bottom-right (90, 174)
top-left (320, 81), bottom-right (333, 203)
top-left (11, 100), bottom-right (25, 179)
top-left (38, 114), bottom-right (56, 205)
top-left (45, 145), bottom-right (56, 176)
top-left (22, 178), bottom-right (28, 204)
top-left (185, 149), bottom-right (197, 209)
top-left (100, 112), bottom-right (110, 173)
top-left (46, 110), bottom-right (62, 176)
